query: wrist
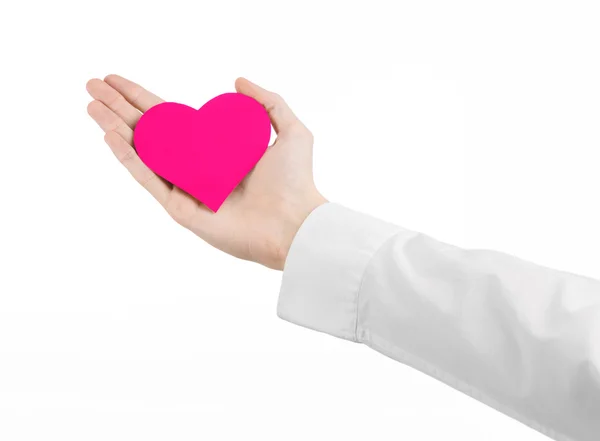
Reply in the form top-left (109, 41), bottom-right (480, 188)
top-left (273, 192), bottom-right (328, 271)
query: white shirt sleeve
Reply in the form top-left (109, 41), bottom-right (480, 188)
top-left (278, 203), bottom-right (600, 441)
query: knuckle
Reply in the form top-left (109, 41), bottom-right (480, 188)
top-left (169, 208), bottom-right (187, 226)
top-left (130, 87), bottom-right (145, 107)
top-left (117, 148), bottom-right (137, 165)
top-left (166, 199), bottom-right (191, 226)
top-left (287, 122), bottom-right (313, 141)
top-left (108, 93), bottom-right (126, 109)
top-left (266, 93), bottom-right (284, 111)
top-left (110, 118), bottom-right (126, 132)
top-left (138, 171), bottom-right (157, 190)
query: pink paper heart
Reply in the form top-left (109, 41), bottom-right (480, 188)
top-left (133, 93), bottom-right (271, 212)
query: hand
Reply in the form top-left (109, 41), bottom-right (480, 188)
top-left (86, 75), bottom-right (326, 270)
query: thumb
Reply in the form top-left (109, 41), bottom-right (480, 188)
top-left (235, 77), bottom-right (304, 135)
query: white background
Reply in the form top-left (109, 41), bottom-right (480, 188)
top-left (1, 1), bottom-right (599, 440)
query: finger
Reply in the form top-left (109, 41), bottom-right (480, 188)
top-left (104, 74), bottom-right (164, 113)
top-left (86, 78), bottom-right (141, 129)
top-left (87, 100), bottom-right (134, 144)
top-left (104, 131), bottom-right (171, 206)
top-left (234, 77), bottom-right (302, 134)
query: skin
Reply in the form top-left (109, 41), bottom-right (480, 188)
top-left (86, 75), bottom-right (327, 270)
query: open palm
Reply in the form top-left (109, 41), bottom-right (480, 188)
top-left (87, 75), bottom-right (326, 270)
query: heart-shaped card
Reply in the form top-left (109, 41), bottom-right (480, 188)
top-left (134, 93), bottom-right (271, 212)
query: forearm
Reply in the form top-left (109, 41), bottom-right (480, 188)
top-left (279, 203), bottom-right (600, 441)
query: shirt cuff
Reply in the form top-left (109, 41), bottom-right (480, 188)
top-left (277, 203), bottom-right (400, 341)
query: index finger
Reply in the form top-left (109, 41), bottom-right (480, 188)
top-left (104, 74), bottom-right (164, 113)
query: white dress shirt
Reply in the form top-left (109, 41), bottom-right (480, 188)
top-left (278, 203), bottom-right (600, 441)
